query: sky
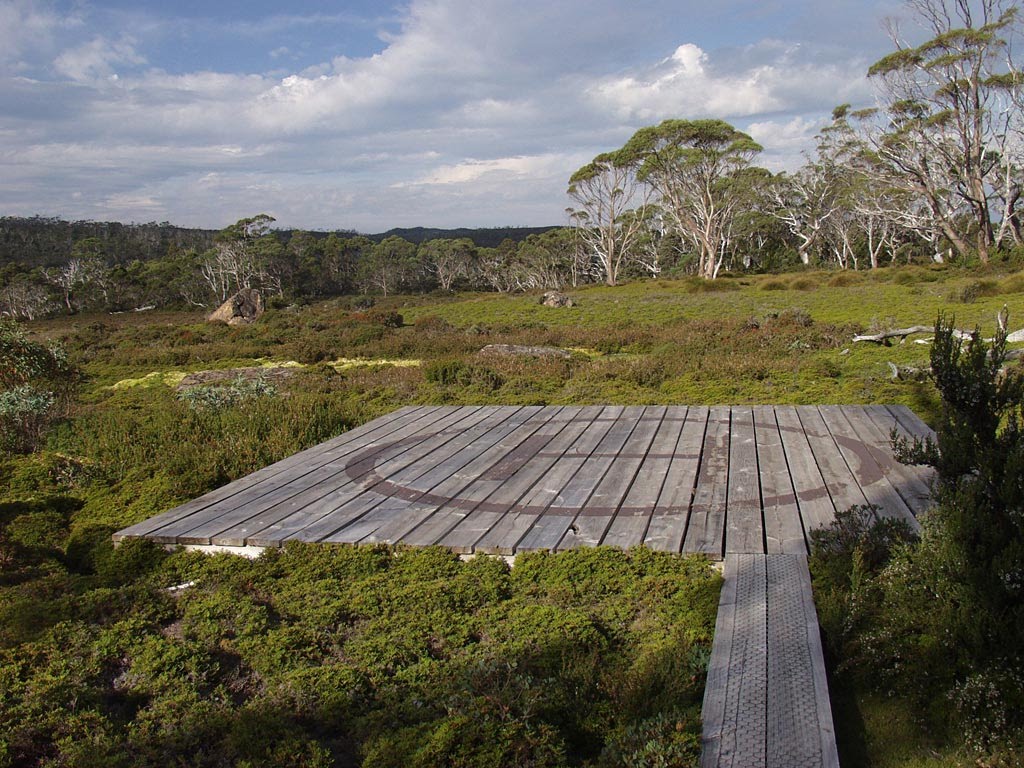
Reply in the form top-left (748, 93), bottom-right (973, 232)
top-left (0, 0), bottom-right (904, 232)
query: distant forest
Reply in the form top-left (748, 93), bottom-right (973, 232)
top-left (0, 216), bottom-right (562, 318)
top-left (0, 216), bottom-right (557, 269)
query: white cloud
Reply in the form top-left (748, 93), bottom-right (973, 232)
top-left (53, 36), bottom-right (146, 81)
top-left (0, 0), bottom-right (885, 230)
top-left (747, 116), bottom-right (823, 170)
top-left (587, 41), bottom-right (869, 123)
top-left (401, 154), bottom-right (571, 187)
top-left (0, 0), bottom-right (83, 72)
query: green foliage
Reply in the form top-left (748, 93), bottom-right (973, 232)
top-left (0, 320), bottom-right (78, 453)
top-left (177, 376), bottom-right (277, 411)
top-left (0, 544), bottom-right (718, 767)
top-left (0, 386), bottom-right (55, 452)
top-left (811, 314), bottom-right (1024, 760)
top-left (4, 265), bottom-right (1024, 766)
top-left (597, 709), bottom-right (702, 768)
top-left (808, 505), bottom-right (917, 664)
top-left (424, 359), bottom-right (504, 391)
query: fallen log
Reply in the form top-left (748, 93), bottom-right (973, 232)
top-left (853, 326), bottom-right (933, 344)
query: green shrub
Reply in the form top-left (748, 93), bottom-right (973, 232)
top-left (789, 275), bottom-right (818, 291)
top-left (423, 359), bottom-right (503, 391)
top-left (4, 509), bottom-right (68, 551)
top-left (812, 314), bottom-right (1024, 757)
top-left (597, 709), bottom-right (702, 768)
top-left (998, 271), bottom-right (1024, 294)
top-left (0, 321), bottom-right (78, 454)
top-left (176, 376), bottom-right (277, 411)
top-left (828, 271), bottom-right (864, 287)
top-left (413, 314), bottom-right (454, 333)
top-left (365, 310), bottom-right (404, 328)
top-left (954, 279), bottom-right (999, 303)
top-left (0, 385), bottom-right (57, 453)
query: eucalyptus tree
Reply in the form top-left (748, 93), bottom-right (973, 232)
top-left (722, 167), bottom-right (786, 271)
top-left (359, 236), bottom-right (418, 297)
top-left (201, 214), bottom-right (283, 302)
top-left (43, 255), bottom-right (108, 313)
top-left (865, 0), bottom-right (1020, 263)
top-left (0, 275), bottom-right (54, 320)
top-left (320, 234), bottom-right (371, 295)
top-left (621, 119), bottom-right (763, 279)
top-left (419, 238), bottom-right (476, 292)
top-left (567, 148), bottom-right (653, 286)
top-left (515, 229), bottom-right (579, 289)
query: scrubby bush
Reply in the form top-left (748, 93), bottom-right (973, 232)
top-left (176, 376), bottom-right (277, 411)
top-left (811, 314), bottom-right (1024, 757)
top-left (424, 359), bottom-right (504, 391)
top-left (0, 544), bottom-right (719, 768)
top-left (0, 320), bottom-right (78, 453)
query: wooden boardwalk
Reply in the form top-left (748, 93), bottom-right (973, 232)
top-left (114, 404), bottom-right (932, 556)
top-left (702, 554), bottom-right (839, 768)
top-left (114, 403), bottom-right (935, 768)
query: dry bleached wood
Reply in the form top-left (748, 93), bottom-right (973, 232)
top-left (855, 319), bottom-right (1024, 346)
top-left (853, 326), bottom-right (934, 344)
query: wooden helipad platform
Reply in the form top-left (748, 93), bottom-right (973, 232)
top-left (114, 404), bottom-right (932, 555)
top-left (114, 403), bottom-right (936, 768)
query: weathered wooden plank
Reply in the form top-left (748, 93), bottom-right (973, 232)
top-left (394, 407), bottom-right (567, 547)
top-left (513, 406), bottom-right (630, 552)
top-left (645, 405), bottom-right (707, 552)
top-left (702, 554), bottom-right (839, 768)
top-left (774, 406), bottom-right (837, 538)
top-left (711, 553), bottom-right (768, 766)
top-left (797, 406), bottom-right (871, 527)
top-left (601, 406), bottom-right (680, 550)
top-left (863, 404), bottom-right (938, 481)
top-left (113, 405), bottom-right (430, 541)
top-left (245, 406), bottom-right (506, 546)
top-left (559, 406), bottom-right (662, 550)
top-left (176, 406), bottom-right (474, 545)
top-left (818, 405), bottom-right (918, 529)
top-left (436, 410), bottom-right (588, 553)
top-left (887, 404), bottom-right (936, 442)
top-left (311, 406), bottom-right (532, 545)
top-left (725, 406), bottom-right (763, 555)
top-left (209, 405), bottom-right (488, 546)
top-left (700, 553), bottom-right (739, 768)
top-left (684, 406), bottom-right (731, 557)
top-left (792, 554), bottom-right (840, 768)
top-left (466, 410), bottom-right (604, 554)
top-left (353, 406), bottom-right (540, 544)
top-left (753, 406), bottom-right (806, 555)
top-left (846, 406), bottom-right (934, 517)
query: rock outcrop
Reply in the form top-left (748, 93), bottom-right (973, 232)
top-left (540, 291), bottom-right (575, 308)
top-left (478, 344), bottom-right (571, 359)
top-left (207, 288), bottom-right (265, 326)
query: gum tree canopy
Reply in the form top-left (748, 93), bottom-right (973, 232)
top-left (622, 119), bottom-right (762, 280)
top-left (865, 0), bottom-right (1021, 264)
top-left (567, 148), bottom-right (652, 287)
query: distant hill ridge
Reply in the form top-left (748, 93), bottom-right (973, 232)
top-left (0, 216), bottom-right (560, 268)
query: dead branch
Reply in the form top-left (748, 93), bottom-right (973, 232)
top-left (853, 326), bottom-right (933, 344)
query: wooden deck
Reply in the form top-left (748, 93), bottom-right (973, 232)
top-left (113, 403), bottom-right (936, 768)
top-left (114, 404), bottom-right (933, 555)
